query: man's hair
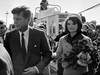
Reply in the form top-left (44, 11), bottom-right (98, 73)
top-left (0, 20), bottom-right (4, 25)
top-left (0, 20), bottom-right (6, 27)
top-left (11, 5), bottom-right (31, 19)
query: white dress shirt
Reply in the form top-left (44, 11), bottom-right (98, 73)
top-left (19, 27), bottom-right (29, 52)
top-left (0, 37), bottom-right (3, 43)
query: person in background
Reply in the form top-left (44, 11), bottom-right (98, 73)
top-left (80, 14), bottom-right (86, 24)
top-left (8, 24), bottom-right (16, 32)
top-left (52, 13), bottom-right (93, 75)
top-left (0, 44), bottom-right (14, 75)
top-left (81, 23), bottom-right (90, 36)
top-left (94, 37), bottom-right (100, 75)
top-left (0, 20), bottom-right (7, 43)
top-left (4, 5), bottom-right (52, 75)
top-left (87, 23), bottom-right (98, 41)
top-left (40, 0), bottom-right (49, 10)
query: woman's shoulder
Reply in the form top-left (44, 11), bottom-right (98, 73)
top-left (59, 34), bottom-right (68, 40)
top-left (82, 34), bottom-right (91, 40)
top-left (82, 34), bottom-right (92, 44)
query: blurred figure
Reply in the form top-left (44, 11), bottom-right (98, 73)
top-left (82, 22), bottom-right (98, 41)
top-left (37, 24), bottom-right (46, 33)
top-left (87, 27), bottom-right (98, 41)
top-left (81, 23), bottom-right (89, 36)
top-left (95, 37), bottom-right (100, 75)
top-left (96, 25), bottom-right (100, 33)
top-left (80, 14), bottom-right (86, 23)
top-left (40, 0), bottom-right (49, 10)
top-left (0, 20), bottom-right (7, 43)
top-left (89, 23), bottom-right (96, 30)
top-left (8, 24), bottom-right (16, 32)
top-left (0, 44), bottom-right (14, 75)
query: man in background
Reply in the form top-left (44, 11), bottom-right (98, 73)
top-left (0, 20), bottom-right (7, 43)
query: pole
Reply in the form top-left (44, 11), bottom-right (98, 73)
top-left (79, 3), bottom-right (100, 14)
top-left (5, 11), bottom-right (9, 26)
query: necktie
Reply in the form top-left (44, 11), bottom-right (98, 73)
top-left (21, 33), bottom-right (26, 61)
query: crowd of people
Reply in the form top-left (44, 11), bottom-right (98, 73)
top-left (0, 4), bottom-right (100, 75)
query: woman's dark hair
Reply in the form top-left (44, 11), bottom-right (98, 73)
top-left (65, 16), bottom-right (82, 33)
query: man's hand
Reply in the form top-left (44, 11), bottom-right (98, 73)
top-left (22, 66), bottom-right (37, 75)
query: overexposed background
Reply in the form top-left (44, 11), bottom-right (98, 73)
top-left (0, 0), bottom-right (100, 27)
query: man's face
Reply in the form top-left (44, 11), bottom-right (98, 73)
top-left (13, 13), bottom-right (29, 32)
top-left (0, 25), bottom-right (6, 36)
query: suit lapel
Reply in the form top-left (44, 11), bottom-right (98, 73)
top-left (15, 30), bottom-right (22, 53)
top-left (25, 28), bottom-right (35, 63)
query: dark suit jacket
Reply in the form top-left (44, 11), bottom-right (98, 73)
top-left (0, 44), bottom-right (14, 75)
top-left (4, 28), bottom-right (52, 75)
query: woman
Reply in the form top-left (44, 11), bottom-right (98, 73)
top-left (53, 13), bottom-right (93, 75)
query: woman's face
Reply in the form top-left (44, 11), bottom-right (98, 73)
top-left (67, 20), bottom-right (78, 33)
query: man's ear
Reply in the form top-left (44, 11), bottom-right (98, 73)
top-left (4, 27), bottom-right (7, 32)
top-left (28, 17), bottom-right (31, 22)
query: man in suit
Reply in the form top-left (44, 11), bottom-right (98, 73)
top-left (4, 5), bottom-right (52, 75)
top-left (0, 44), bottom-right (14, 75)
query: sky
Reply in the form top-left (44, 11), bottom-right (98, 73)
top-left (0, 0), bottom-right (100, 27)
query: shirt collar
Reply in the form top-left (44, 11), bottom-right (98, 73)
top-left (19, 26), bottom-right (30, 36)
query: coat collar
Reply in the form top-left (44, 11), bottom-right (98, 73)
top-left (25, 28), bottom-right (35, 63)
top-left (65, 32), bottom-right (83, 45)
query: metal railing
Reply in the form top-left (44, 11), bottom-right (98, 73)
top-left (35, 4), bottom-right (61, 15)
